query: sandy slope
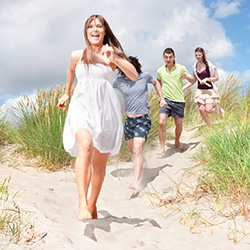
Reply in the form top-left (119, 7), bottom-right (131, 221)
top-left (0, 127), bottom-right (249, 250)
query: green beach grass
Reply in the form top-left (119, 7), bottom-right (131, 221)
top-left (193, 85), bottom-right (250, 216)
top-left (10, 84), bottom-right (76, 170)
top-left (0, 100), bottom-right (12, 144)
top-left (0, 177), bottom-right (22, 245)
top-left (195, 118), bottom-right (250, 214)
top-left (0, 177), bottom-right (45, 248)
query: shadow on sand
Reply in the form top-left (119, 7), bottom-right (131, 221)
top-left (110, 163), bottom-right (172, 189)
top-left (83, 210), bottom-right (161, 242)
top-left (158, 141), bottom-right (200, 159)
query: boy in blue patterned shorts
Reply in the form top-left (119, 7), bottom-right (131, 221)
top-left (114, 56), bottom-right (167, 191)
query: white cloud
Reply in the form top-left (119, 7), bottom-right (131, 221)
top-left (4, 94), bottom-right (37, 121)
top-left (0, 0), bottom-right (236, 97)
top-left (241, 70), bottom-right (250, 83)
top-left (217, 68), bottom-right (227, 79)
top-left (212, 0), bottom-right (242, 19)
top-left (217, 69), bottom-right (250, 92)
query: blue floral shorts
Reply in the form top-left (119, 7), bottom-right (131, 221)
top-left (124, 115), bottom-right (151, 141)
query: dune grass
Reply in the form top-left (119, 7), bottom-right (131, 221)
top-left (0, 177), bottom-right (45, 248)
top-left (0, 100), bottom-right (12, 144)
top-left (193, 85), bottom-right (250, 215)
top-left (196, 118), bottom-right (250, 214)
top-left (182, 86), bottom-right (202, 125)
top-left (11, 84), bottom-right (75, 170)
top-left (0, 177), bottom-right (22, 245)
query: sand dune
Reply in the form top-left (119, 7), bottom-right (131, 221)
top-left (0, 127), bottom-right (249, 249)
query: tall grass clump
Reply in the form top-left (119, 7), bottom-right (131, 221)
top-left (0, 177), bottom-right (44, 247)
top-left (195, 117), bottom-right (250, 217)
top-left (12, 84), bottom-right (75, 170)
top-left (241, 85), bottom-right (250, 122)
top-left (0, 177), bottom-right (22, 245)
top-left (0, 100), bottom-right (12, 144)
top-left (183, 87), bottom-right (202, 125)
top-left (218, 75), bottom-right (244, 117)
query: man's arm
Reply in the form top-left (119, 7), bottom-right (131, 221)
top-left (182, 71), bottom-right (196, 91)
top-left (157, 78), bottom-right (162, 87)
top-left (152, 77), bottom-right (167, 108)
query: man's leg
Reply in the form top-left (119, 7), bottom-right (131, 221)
top-left (157, 113), bottom-right (168, 155)
top-left (174, 117), bottom-right (184, 151)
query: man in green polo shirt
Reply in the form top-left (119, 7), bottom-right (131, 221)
top-left (156, 47), bottom-right (193, 154)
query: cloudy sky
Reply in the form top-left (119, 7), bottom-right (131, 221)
top-left (1, 0), bottom-right (249, 100)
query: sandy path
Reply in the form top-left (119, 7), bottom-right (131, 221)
top-left (0, 127), bottom-right (249, 249)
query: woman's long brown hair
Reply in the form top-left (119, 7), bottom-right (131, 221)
top-left (195, 47), bottom-right (209, 69)
top-left (82, 14), bottom-right (128, 66)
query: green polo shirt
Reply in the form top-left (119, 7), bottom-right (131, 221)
top-left (157, 63), bottom-right (190, 102)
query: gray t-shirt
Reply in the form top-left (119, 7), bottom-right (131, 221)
top-left (113, 72), bottom-right (153, 115)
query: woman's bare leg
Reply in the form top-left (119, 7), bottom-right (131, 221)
top-left (88, 148), bottom-right (109, 219)
top-left (206, 103), bottom-right (225, 117)
top-left (126, 138), bottom-right (134, 154)
top-left (132, 137), bottom-right (146, 190)
top-left (198, 103), bottom-right (211, 128)
top-left (75, 129), bottom-right (93, 220)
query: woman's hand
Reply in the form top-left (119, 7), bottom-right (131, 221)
top-left (101, 44), bottom-right (115, 63)
top-left (57, 94), bottom-right (69, 109)
top-left (102, 45), bottom-right (138, 81)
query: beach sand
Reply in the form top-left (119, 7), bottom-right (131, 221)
top-left (0, 127), bottom-right (249, 249)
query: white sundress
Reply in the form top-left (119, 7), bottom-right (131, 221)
top-left (63, 60), bottom-right (123, 157)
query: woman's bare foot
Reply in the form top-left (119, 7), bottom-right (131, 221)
top-left (156, 147), bottom-right (165, 155)
top-left (219, 106), bottom-right (225, 118)
top-left (92, 206), bottom-right (97, 219)
top-left (129, 181), bottom-right (143, 192)
top-left (78, 203), bottom-right (92, 221)
top-left (175, 141), bottom-right (184, 151)
top-left (88, 204), bottom-right (97, 219)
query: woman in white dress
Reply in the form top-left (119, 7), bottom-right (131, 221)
top-left (57, 14), bottom-right (138, 220)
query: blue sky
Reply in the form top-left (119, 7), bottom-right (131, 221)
top-left (0, 0), bottom-right (249, 103)
top-left (203, 0), bottom-right (250, 73)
